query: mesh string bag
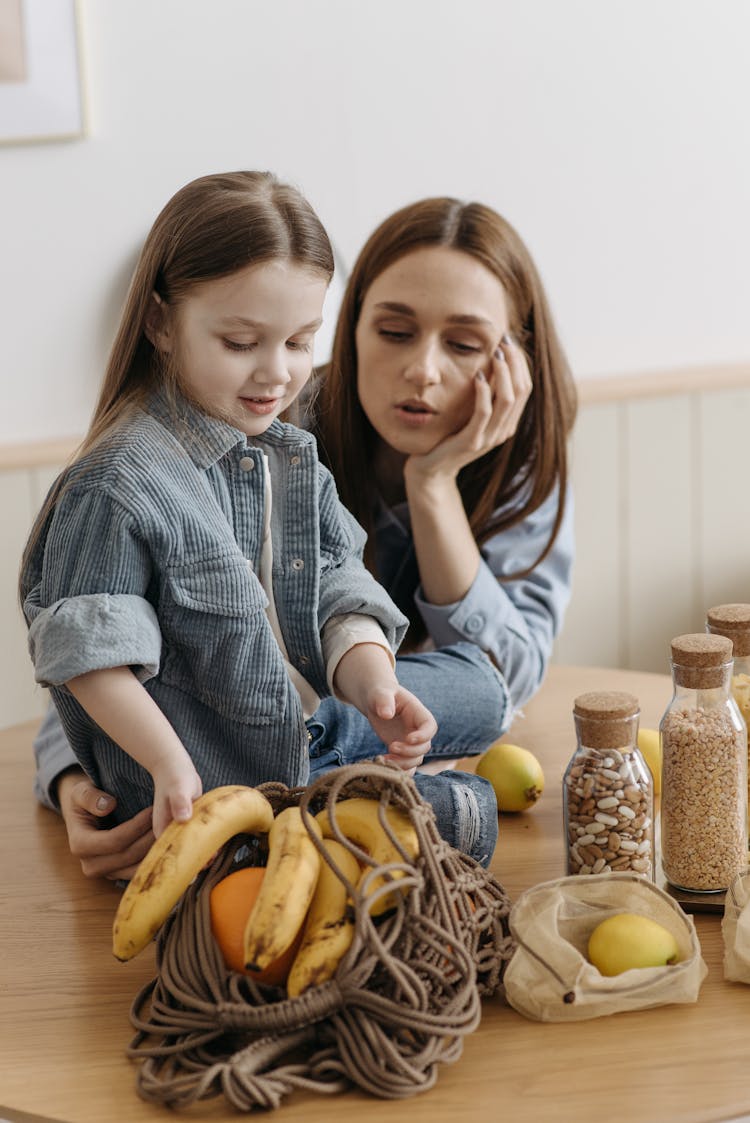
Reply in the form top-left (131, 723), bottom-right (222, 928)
top-left (126, 760), bottom-right (515, 1110)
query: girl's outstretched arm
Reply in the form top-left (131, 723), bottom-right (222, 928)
top-left (332, 642), bottom-right (437, 772)
top-left (66, 666), bottom-right (202, 837)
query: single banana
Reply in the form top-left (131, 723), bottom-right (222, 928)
top-left (112, 785), bottom-right (274, 962)
top-left (286, 838), bottom-right (361, 998)
top-left (315, 798), bottom-right (419, 916)
top-left (242, 806), bottom-right (322, 973)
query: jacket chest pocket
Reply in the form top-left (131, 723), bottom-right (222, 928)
top-left (161, 555), bottom-right (286, 723)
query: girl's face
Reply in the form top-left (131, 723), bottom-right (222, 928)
top-left (157, 260), bottom-right (328, 438)
top-left (355, 246), bottom-right (510, 456)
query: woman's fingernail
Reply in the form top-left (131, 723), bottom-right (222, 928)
top-left (476, 369), bottom-right (487, 382)
top-left (97, 795), bottom-right (114, 811)
top-left (494, 347), bottom-right (503, 360)
top-left (501, 332), bottom-right (513, 345)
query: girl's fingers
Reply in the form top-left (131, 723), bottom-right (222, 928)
top-left (372, 686), bottom-right (397, 720)
top-left (394, 690), bottom-right (437, 737)
top-left (170, 794), bottom-right (194, 823)
top-left (404, 707), bottom-right (437, 743)
top-left (407, 720), bottom-right (436, 743)
top-left (386, 743), bottom-right (426, 769)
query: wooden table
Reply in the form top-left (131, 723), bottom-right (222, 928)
top-left (2, 665), bottom-right (750, 1123)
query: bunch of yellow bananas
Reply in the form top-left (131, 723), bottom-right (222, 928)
top-left (111, 787), bottom-right (420, 998)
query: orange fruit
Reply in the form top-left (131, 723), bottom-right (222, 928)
top-left (209, 866), bottom-right (300, 986)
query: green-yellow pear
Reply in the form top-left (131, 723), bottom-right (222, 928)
top-left (475, 742), bottom-right (544, 812)
top-left (587, 913), bottom-right (679, 976)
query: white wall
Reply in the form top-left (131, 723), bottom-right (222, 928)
top-left (1, 0), bottom-right (749, 445)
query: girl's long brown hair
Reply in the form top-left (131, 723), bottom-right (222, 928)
top-left (315, 197), bottom-right (577, 587)
top-left (21, 171), bottom-right (334, 600)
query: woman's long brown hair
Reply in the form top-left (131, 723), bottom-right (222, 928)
top-left (20, 171), bottom-right (334, 602)
top-left (315, 197), bottom-right (577, 591)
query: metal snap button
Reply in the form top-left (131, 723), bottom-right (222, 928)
top-left (291, 558), bottom-right (305, 571)
top-left (239, 456), bottom-right (255, 471)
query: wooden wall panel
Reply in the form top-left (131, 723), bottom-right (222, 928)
top-left (553, 403), bottom-right (623, 669)
top-left (622, 394), bottom-right (697, 673)
top-left (697, 387), bottom-right (750, 614)
top-left (29, 464), bottom-right (62, 513)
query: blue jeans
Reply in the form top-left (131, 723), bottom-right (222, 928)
top-left (308, 643), bottom-right (509, 867)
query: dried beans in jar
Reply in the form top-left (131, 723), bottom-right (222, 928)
top-left (564, 691), bottom-right (654, 878)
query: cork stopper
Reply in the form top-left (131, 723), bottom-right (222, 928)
top-left (573, 691), bottom-right (640, 750)
top-left (670, 632), bottom-right (733, 688)
top-left (706, 603), bottom-right (750, 657)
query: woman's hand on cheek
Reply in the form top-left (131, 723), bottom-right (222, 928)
top-left (367, 685), bottom-right (437, 774)
top-left (405, 334), bottom-right (532, 485)
top-left (487, 333), bottom-right (533, 447)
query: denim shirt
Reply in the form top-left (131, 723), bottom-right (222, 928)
top-left (22, 393), bottom-right (408, 822)
top-left (374, 481), bottom-right (574, 709)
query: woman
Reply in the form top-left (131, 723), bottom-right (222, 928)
top-left (34, 195), bottom-right (576, 878)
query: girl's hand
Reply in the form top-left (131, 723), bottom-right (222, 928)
top-left (365, 684), bottom-right (438, 774)
top-left (333, 643), bottom-right (437, 772)
top-left (57, 771), bottom-right (155, 881)
top-left (151, 761), bottom-right (203, 838)
top-left (405, 334), bottom-right (532, 484)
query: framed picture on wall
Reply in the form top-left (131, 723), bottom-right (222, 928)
top-left (0, 0), bottom-right (85, 145)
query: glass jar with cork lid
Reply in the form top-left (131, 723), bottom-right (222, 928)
top-left (706, 603), bottom-right (750, 731)
top-left (660, 633), bottom-right (748, 893)
top-left (563, 691), bottom-right (654, 878)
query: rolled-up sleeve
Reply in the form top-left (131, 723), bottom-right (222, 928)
top-left (322, 614), bottom-right (395, 696)
top-left (414, 483), bottom-right (574, 708)
top-left (23, 483), bottom-right (162, 688)
top-left (28, 594), bottom-right (161, 686)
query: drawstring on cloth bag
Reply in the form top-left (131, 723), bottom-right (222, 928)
top-left (126, 760), bottom-right (515, 1110)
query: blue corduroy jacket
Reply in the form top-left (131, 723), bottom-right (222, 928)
top-left (22, 392), bottom-right (407, 821)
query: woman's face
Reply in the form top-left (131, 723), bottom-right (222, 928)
top-left (355, 246), bottom-right (510, 456)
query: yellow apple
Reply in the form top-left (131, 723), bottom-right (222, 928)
top-left (637, 727), bottom-right (662, 795)
top-left (587, 912), bottom-right (679, 976)
top-left (475, 742), bottom-right (544, 813)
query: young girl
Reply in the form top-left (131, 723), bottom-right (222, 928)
top-left (20, 171), bottom-right (437, 838)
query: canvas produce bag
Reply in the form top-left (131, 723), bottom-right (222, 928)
top-left (721, 867), bottom-right (750, 981)
top-left (504, 871), bottom-right (706, 1022)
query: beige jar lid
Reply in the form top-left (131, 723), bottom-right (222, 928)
top-left (706, 603), bottom-right (750, 657)
top-left (573, 691), bottom-right (640, 749)
top-left (670, 632), bottom-right (733, 687)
